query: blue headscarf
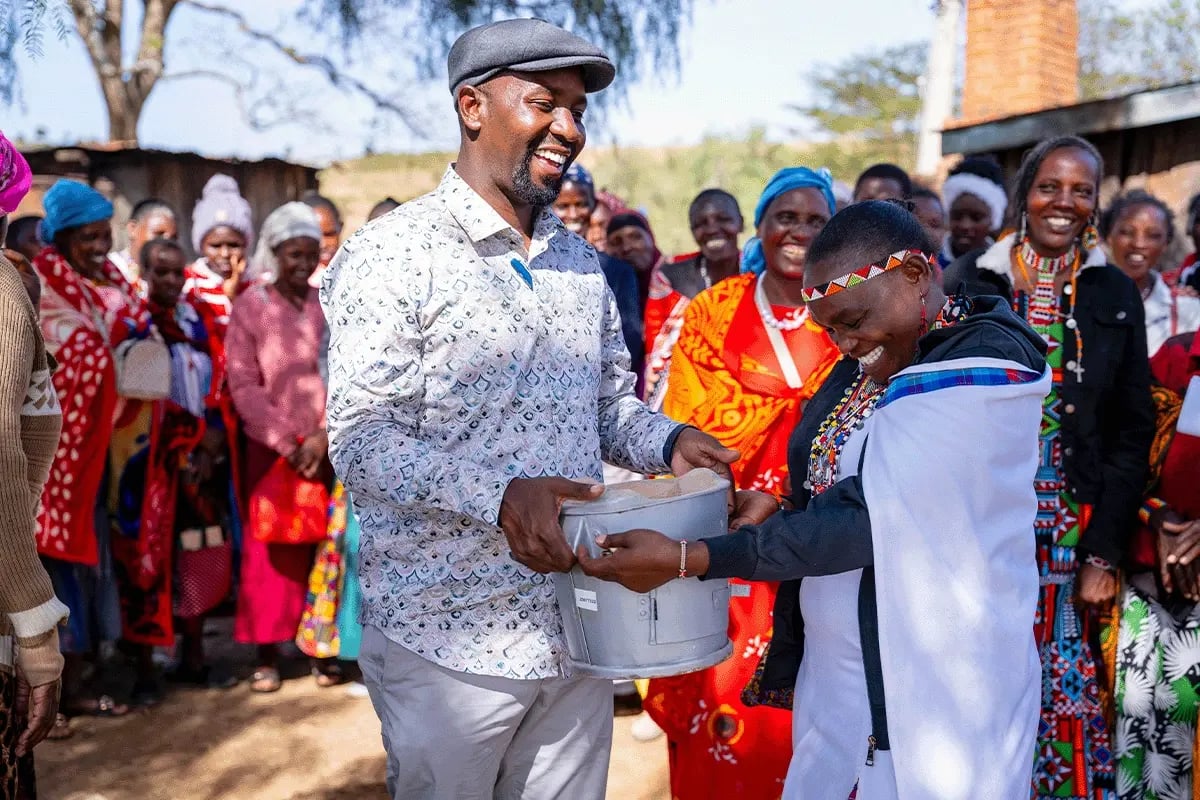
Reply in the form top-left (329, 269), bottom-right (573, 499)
top-left (41, 179), bottom-right (114, 243)
top-left (564, 163), bottom-right (594, 192)
top-left (741, 167), bottom-right (837, 275)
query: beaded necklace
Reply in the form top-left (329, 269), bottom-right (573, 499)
top-left (804, 296), bottom-right (971, 496)
top-left (1014, 240), bottom-right (1084, 382)
top-left (754, 274), bottom-right (807, 330)
top-left (698, 257), bottom-right (712, 290)
top-left (805, 372), bottom-right (884, 495)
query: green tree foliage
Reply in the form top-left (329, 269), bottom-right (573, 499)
top-left (787, 41), bottom-right (928, 179)
top-left (2, 0), bottom-right (693, 143)
top-left (1078, 0), bottom-right (1200, 100)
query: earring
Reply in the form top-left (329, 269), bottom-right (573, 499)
top-left (919, 292), bottom-right (929, 335)
top-left (1081, 213), bottom-right (1101, 250)
top-left (1018, 211), bottom-right (1027, 243)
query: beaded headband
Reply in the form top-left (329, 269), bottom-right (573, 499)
top-left (801, 249), bottom-right (928, 303)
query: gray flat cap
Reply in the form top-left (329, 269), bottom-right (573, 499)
top-left (448, 18), bottom-right (616, 95)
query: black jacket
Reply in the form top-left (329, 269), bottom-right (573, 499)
top-left (943, 244), bottom-right (1155, 565)
top-left (599, 253), bottom-right (645, 382)
top-left (702, 295), bottom-right (1047, 699)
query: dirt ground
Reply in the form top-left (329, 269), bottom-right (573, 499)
top-left (33, 643), bottom-right (671, 800)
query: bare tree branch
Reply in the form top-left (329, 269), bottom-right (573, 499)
top-left (160, 67), bottom-right (330, 133)
top-left (178, 0), bottom-right (422, 131)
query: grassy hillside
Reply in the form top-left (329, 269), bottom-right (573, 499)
top-left (319, 132), bottom-right (896, 255)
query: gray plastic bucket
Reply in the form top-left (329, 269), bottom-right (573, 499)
top-left (554, 469), bottom-right (733, 679)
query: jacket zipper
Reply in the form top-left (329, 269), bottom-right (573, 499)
top-left (865, 735), bottom-right (877, 767)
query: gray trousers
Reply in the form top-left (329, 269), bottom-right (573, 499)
top-left (359, 626), bottom-right (614, 800)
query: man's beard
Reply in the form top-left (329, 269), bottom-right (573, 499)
top-left (512, 142), bottom-right (566, 208)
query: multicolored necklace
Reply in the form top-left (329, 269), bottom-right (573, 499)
top-left (805, 370), bottom-right (884, 495)
top-left (1014, 240), bottom-right (1084, 382)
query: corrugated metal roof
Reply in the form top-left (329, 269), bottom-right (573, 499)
top-left (942, 81), bottom-right (1200, 155)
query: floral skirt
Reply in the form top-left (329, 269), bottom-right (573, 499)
top-left (1112, 577), bottom-right (1200, 800)
top-left (643, 579), bottom-right (792, 799)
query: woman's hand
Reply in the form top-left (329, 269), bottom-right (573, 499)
top-left (729, 490), bottom-right (782, 529)
top-left (223, 252), bottom-right (247, 297)
top-left (1076, 562), bottom-right (1119, 608)
top-left (577, 530), bottom-right (710, 593)
top-left (289, 430), bottom-right (328, 479)
top-left (1162, 518), bottom-right (1200, 602)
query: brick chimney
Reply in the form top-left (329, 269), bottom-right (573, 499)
top-left (959, 0), bottom-right (1079, 123)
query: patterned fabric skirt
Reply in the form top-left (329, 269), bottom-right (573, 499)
top-left (1112, 577), bottom-right (1200, 800)
top-left (1032, 440), bottom-right (1116, 799)
top-left (643, 579), bottom-right (792, 800)
top-left (0, 669), bottom-right (37, 800)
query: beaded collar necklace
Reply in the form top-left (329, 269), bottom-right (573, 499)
top-left (1014, 239), bottom-right (1085, 382)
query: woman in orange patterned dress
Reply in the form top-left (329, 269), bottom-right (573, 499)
top-left (643, 168), bottom-right (841, 799)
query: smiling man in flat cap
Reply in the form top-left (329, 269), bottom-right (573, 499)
top-left (320, 17), bottom-right (737, 800)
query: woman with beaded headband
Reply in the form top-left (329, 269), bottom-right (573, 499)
top-left (580, 200), bottom-right (1052, 800)
top-left (943, 135), bottom-right (1156, 799)
top-left (636, 168), bottom-right (840, 799)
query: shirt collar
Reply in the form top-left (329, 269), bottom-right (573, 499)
top-left (437, 165), bottom-right (565, 252)
top-left (977, 232), bottom-right (1108, 280)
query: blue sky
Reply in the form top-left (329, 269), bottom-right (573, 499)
top-left (4, 0), bottom-right (937, 163)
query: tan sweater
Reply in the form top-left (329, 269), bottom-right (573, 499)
top-left (0, 255), bottom-right (68, 684)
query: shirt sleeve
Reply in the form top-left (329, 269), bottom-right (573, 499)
top-left (595, 275), bottom-right (681, 475)
top-left (0, 286), bottom-right (66, 635)
top-left (701, 476), bottom-right (874, 581)
top-left (224, 292), bottom-right (301, 458)
top-left (321, 237), bottom-right (513, 526)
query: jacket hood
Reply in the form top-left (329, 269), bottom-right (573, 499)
top-left (917, 294), bottom-right (1048, 371)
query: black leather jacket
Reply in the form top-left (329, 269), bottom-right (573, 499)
top-left (943, 243), bottom-right (1155, 565)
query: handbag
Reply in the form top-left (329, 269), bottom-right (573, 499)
top-left (114, 337), bottom-right (171, 400)
top-left (81, 288), bottom-right (171, 400)
top-left (175, 526), bottom-right (233, 618)
top-left (249, 457), bottom-right (330, 545)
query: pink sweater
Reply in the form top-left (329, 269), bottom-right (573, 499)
top-left (226, 284), bottom-right (326, 458)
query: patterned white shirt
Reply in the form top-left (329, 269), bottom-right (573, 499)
top-left (321, 166), bottom-right (682, 680)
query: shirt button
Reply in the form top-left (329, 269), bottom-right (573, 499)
top-left (1066, 360), bottom-right (1078, 371)
top-left (1064, 447), bottom-right (1074, 457)
top-left (1116, 310), bottom-right (1127, 320)
top-left (1065, 403), bottom-right (1076, 414)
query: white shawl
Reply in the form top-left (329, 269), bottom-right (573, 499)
top-left (862, 356), bottom-right (1049, 799)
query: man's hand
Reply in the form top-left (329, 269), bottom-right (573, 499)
top-left (669, 427), bottom-right (739, 484)
top-left (1076, 562), bottom-right (1119, 609)
top-left (14, 676), bottom-right (60, 757)
top-left (498, 477), bottom-right (603, 573)
top-left (576, 530), bottom-right (710, 593)
top-left (729, 490), bottom-right (781, 529)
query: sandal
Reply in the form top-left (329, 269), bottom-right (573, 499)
top-left (312, 663), bottom-right (347, 688)
top-left (64, 694), bottom-right (131, 718)
top-left (249, 667), bottom-right (281, 693)
top-left (45, 714), bottom-right (74, 741)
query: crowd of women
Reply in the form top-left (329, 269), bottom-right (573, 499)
top-left (0, 131), bottom-right (397, 797)
top-left (3, 119), bottom-right (1200, 799)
